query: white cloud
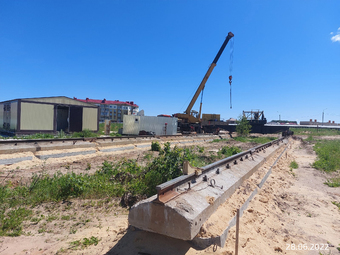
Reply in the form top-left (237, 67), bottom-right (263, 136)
top-left (331, 34), bottom-right (340, 42)
top-left (330, 27), bottom-right (340, 43)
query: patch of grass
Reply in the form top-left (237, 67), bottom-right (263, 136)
top-left (234, 136), bottom-right (277, 144)
top-left (290, 160), bottom-right (299, 169)
top-left (0, 207), bottom-right (32, 236)
top-left (291, 128), bottom-right (340, 136)
top-left (72, 129), bottom-right (98, 138)
top-left (69, 228), bottom-right (77, 234)
top-left (218, 146), bottom-right (241, 159)
top-left (109, 132), bottom-right (122, 137)
top-left (143, 152), bottom-right (153, 161)
top-left (38, 227), bottom-right (46, 233)
top-left (332, 201), bottom-right (340, 210)
top-left (211, 138), bottom-right (228, 143)
top-left (0, 142), bottom-right (241, 234)
top-left (233, 136), bottom-right (248, 143)
top-left (85, 163), bottom-right (91, 171)
top-left (197, 145), bottom-right (205, 153)
top-left (312, 140), bottom-right (340, 172)
top-left (61, 215), bottom-right (71, 221)
top-left (324, 178), bottom-right (340, 187)
top-left (19, 133), bottom-right (55, 139)
top-left (70, 236), bottom-right (100, 249)
top-left (46, 214), bottom-right (58, 222)
top-left (82, 236), bottom-right (100, 247)
top-left (304, 135), bottom-right (314, 142)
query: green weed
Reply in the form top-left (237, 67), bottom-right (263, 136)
top-left (61, 215), bottom-right (71, 221)
top-left (46, 214), bottom-right (58, 222)
top-left (70, 236), bottom-right (100, 249)
top-left (332, 201), bottom-right (340, 210)
top-left (290, 161), bottom-right (299, 169)
top-left (0, 207), bottom-right (32, 236)
top-left (85, 163), bottom-right (91, 171)
top-left (151, 141), bottom-right (161, 151)
top-left (197, 145), bottom-right (205, 153)
top-left (20, 133), bottom-right (55, 139)
top-left (234, 136), bottom-right (277, 144)
top-left (291, 128), bottom-right (340, 136)
top-left (211, 138), bottom-right (228, 143)
top-left (218, 146), bottom-right (241, 159)
top-left (143, 152), bottom-right (153, 161)
top-left (0, 142), bottom-right (242, 235)
top-left (313, 140), bottom-right (340, 172)
top-left (324, 178), bottom-right (340, 187)
top-left (72, 129), bottom-right (98, 138)
top-left (305, 135), bottom-right (314, 142)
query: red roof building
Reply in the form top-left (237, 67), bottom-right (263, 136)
top-left (74, 97), bottom-right (139, 122)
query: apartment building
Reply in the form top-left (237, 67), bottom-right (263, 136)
top-left (74, 98), bottom-right (139, 122)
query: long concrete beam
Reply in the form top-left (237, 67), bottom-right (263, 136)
top-left (128, 140), bottom-right (286, 240)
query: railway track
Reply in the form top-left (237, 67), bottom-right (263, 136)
top-left (0, 134), bottom-right (186, 146)
top-left (0, 133), bottom-right (221, 165)
top-left (129, 136), bottom-right (289, 241)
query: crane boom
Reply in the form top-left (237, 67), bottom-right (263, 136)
top-left (185, 32), bottom-right (234, 116)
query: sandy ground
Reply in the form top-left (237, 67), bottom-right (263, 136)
top-left (0, 136), bottom-right (339, 255)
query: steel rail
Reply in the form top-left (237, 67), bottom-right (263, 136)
top-left (0, 133), bottom-right (209, 145)
top-left (155, 136), bottom-right (286, 203)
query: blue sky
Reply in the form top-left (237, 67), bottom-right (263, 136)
top-left (1, 1), bottom-right (339, 123)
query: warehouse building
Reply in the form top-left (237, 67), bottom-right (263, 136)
top-left (0, 96), bottom-right (99, 135)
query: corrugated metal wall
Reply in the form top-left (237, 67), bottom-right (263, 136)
top-left (0, 103), bottom-right (3, 130)
top-left (10, 101), bottom-right (18, 130)
top-left (20, 102), bottom-right (54, 130)
top-left (83, 108), bottom-right (98, 131)
top-left (0, 101), bottom-right (18, 132)
top-left (123, 115), bottom-right (178, 135)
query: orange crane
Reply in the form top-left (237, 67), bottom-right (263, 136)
top-left (175, 32), bottom-right (234, 132)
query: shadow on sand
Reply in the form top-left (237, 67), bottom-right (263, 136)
top-left (105, 227), bottom-right (205, 255)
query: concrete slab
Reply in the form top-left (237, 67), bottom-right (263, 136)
top-left (136, 144), bottom-right (151, 148)
top-left (100, 146), bottom-right (135, 153)
top-left (35, 150), bottom-right (96, 160)
top-left (0, 141), bottom-right (95, 154)
top-left (128, 142), bottom-right (285, 240)
top-left (0, 156), bottom-right (33, 165)
top-left (97, 138), bottom-right (156, 147)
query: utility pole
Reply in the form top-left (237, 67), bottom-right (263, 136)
top-left (322, 108), bottom-right (327, 126)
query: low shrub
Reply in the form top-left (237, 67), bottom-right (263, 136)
top-left (151, 141), bottom-right (161, 151)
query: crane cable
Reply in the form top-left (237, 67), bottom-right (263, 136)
top-left (229, 37), bottom-right (234, 109)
